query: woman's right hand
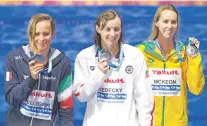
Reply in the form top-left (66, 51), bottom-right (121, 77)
top-left (29, 60), bottom-right (45, 80)
top-left (97, 58), bottom-right (109, 74)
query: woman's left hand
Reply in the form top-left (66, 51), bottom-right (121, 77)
top-left (189, 37), bottom-right (200, 49)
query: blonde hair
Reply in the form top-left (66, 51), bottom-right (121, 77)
top-left (94, 10), bottom-right (123, 46)
top-left (149, 4), bottom-right (180, 41)
top-left (27, 13), bottom-right (55, 50)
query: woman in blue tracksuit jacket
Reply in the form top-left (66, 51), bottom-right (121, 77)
top-left (4, 13), bottom-right (73, 126)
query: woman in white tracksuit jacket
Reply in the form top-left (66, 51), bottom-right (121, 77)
top-left (74, 10), bottom-right (154, 126)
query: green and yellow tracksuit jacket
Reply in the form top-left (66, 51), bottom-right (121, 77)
top-left (137, 41), bottom-right (205, 126)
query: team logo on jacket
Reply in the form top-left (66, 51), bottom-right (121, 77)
top-left (125, 65), bottom-right (133, 74)
top-left (147, 57), bottom-right (155, 66)
top-left (14, 55), bottom-right (23, 60)
top-left (43, 75), bottom-right (56, 80)
top-left (90, 66), bottom-right (95, 71)
top-left (23, 75), bottom-right (29, 80)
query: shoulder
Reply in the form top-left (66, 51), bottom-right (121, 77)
top-left (61, 55), bottom-right (72, 65)
top-left (53, 48), bottom-right (72, 66)
top-left (7, 47), bottom-right (22, 56)
top-left (123, 44), bottom-right (140, 53)
top-left (136, 40), bottom-right (156, 51)
top-left (123, 44), bottom-right (145, 61)
top-left (76, 45), bottom-right (96, 59)
top-left (6, 47), bottom-right (23, 62)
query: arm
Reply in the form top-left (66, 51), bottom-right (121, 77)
top-left (5, 53), bottom-right (37, 107)
top-left (134, 58), bottom-right (154, 126)
top-left (185, 38), bottom-right (205, 95)
top-left (57, 58), bottom-right (73, 126)
top-left (73, 55), bottom-right (107, 102)
top-left (186, 53), bottom-right (205, 95)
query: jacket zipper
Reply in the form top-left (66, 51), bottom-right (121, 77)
top-left (29, 117), bottom-right (34, 126)
top-left (29, 74), bottom-right (41, 126)
top-left (161, 60), bottom-right (166, 126)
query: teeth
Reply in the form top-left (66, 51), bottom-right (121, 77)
top-left (38, 42), bottom-right (46, 44)
top-left (165, 31), bottom-right (172, 34)
top-left (110, 39), bottom-right (116, 41)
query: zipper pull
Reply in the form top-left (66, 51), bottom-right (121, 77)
top-left (163, 60), bottom-right (166, 71)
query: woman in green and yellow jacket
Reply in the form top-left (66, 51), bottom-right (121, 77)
top-left (137, 4), bottom-right (205, 126)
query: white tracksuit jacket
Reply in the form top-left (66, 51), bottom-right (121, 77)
top-left (74, 44), bottom-right (154, 126)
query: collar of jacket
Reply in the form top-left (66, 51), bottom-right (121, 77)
top-left (20, 44), bottom-right (65, 69)
top-left (95, 44), bottom-right (125, 58)
top-left (141, 40), bottom-right (185, 61)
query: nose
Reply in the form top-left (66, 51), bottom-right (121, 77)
top-left (39, 34), bottom-right (44, 41)
top-left (167, 22), bottom-right (173, 28)
top-left (110, 30), bottom-right (116, 36)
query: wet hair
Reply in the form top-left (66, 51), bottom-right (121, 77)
top-left (27, 13), bottom-right (55, 50)
top-left (94, 10), bottom-right (124, 47)
top-left (149, 4), bottom-right (180, 41)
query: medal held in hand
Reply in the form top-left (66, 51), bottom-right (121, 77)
top-left (32, 54), bottom-right (45, 63)
top-left (99, 49), bottom-right (118, 68)
top-left (186, 38), bottom-right (198, 57)
top-left (100, 49), bottom-right (113, 61)
top-left (31, 54), bottom-right (48, 74)
top-left (98, 45), bottom-right (124, 69)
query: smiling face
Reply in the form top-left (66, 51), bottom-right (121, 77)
top-left (34, 20), bottom-right (53, 53)
top-left (96, 16), bottom-right (121, 50)
top-left (149, 4), bottom-right (180, 41)
top-left (155, 10), bottom-right (178, 40)
top-left (27, 13), bottom-right (55, 55)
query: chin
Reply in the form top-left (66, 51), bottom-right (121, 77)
top-left (37, 47), bottom-right (48, 52)
top-left (109, 42), bottom-right (118, 46)
top-left (164, 35), bottom-right (172, 39)
top-left (107, 44), bottom-right (116, 49)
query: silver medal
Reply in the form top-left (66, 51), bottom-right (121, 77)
top-left (100, 49), bottom-right (113, 61)
top-left (186, 38), bottom-right (198, 57)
